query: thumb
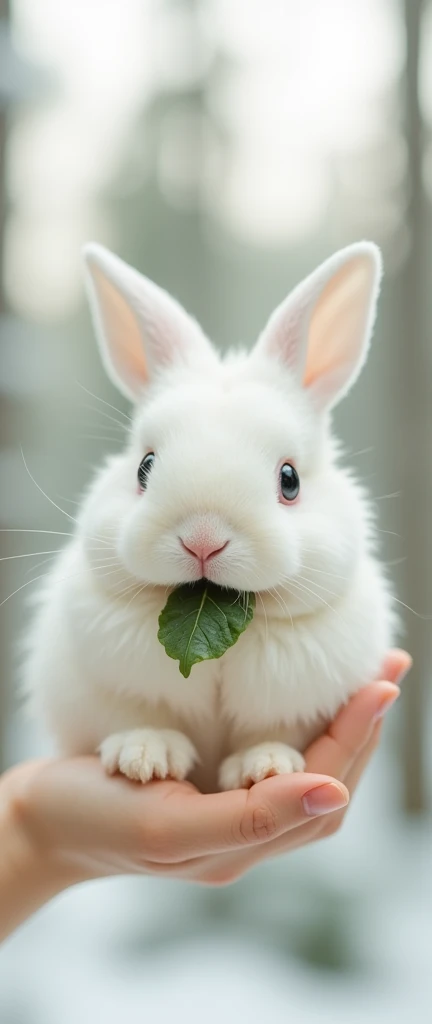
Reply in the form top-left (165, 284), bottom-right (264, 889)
top-left (151, 773), bottom-right (349, 862)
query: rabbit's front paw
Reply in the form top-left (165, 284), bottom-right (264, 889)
top-left (219, 742), bottom-right (305, 791)
top-left (99, 728), bottom-right (198, 783)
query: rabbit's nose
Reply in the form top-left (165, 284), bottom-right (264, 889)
top-left (180, 539), bottom-right (229, 564)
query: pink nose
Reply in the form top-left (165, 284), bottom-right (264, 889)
top-left (181, 539), bottom-right (229, 563)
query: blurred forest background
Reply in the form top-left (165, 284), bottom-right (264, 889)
top-left (0, 2), bottom-right (431, 1022)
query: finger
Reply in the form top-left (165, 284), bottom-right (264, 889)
top-left (269, 714), bottom-right (389, 860)
top-left (261, 653), bottom-right (411, 855)
top-left (143, 772), bottom-right (349, 862)
top-left (305, 647), bottom-right (410, 783)
top-left (293, 722), bottom-right (385, 850)
top-left (174, 654), bottom-right (411, 881)
top-left (137, 649), bottom-right (411, 874)
top-left (305, 680), bottom-right (400, 782)
top-left (380, 648), bottom-right (412, 685)
top-left (341, 720), bottom-right (383, 797)
top-left (229, 727), bottom-right (385, 872)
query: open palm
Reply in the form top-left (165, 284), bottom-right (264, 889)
top-left (4, 649), bottom-right (409, 894)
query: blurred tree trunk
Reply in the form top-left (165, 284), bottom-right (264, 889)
top-left (0, 105), bottom-right (6, 312)
top-left (0, 0), bottom-right (9, 313)
top-left (399, 0), bottom-right (431, 812)
top-left (0, 0), bottom-right (10, 769)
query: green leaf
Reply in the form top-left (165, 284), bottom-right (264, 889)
top-left (158, 581), bottom-right (255, 678)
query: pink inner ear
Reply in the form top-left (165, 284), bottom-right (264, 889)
top-left (302, 257), bottom-right (375, 398)
top-left (85, 243), bottom-right (221, 401)
top-left (93, 268), bottom-right (149, 392)
top-left (255, 244), bottom-right (380, 412)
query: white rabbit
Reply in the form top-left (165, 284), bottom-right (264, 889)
top-left (23, 242), bottom-right (396, 793)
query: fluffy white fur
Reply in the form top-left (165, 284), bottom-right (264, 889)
top-left (22, 242), bottom-right (396, 792)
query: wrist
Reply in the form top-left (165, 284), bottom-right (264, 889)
top-left (0, 763), bottom-right (78, 941)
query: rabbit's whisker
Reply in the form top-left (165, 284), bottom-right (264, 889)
top-left (22, 551), bottom-right (119, 579)
top-left (269, 588), bottom-right (293, 628)
top-left (81, 417), bottom-right (126, 435)
top-left (20, 449), bottom-right (82, 529)
top-left (0, 529), bottom-right (87, 539)
top-left (19, 451), bottom-right (113, 551)
top-left (279, 583), bottom-right (313, 614)
top-left (123, 582), bottom-right (151, 611)
top-left (392, 596), bottom-right (432, 621)
top-left (0, 564), bottom-right (124, 610)
top-left (295, 575), bottom-right (339, 599)
top-left (0, 549), bottom-right (116, 565)
top-left (256, 591), bottom-right (269, 646)
top-left (78, 434), bottom-right (123, 445)
top-left (76, 382), bottom-right (132, 423)
top-left (25, 556), bottom-right (57, 578)
top-left (341, 445), bottom-right (375, 460)
top-left (110, 579), bottom-right (148, 601)
top-left (285, 578), bottom-right (345, 623)
top-left (82, 403), bottom-right (129, 433)
top-left (300, 564), bottom-right (349, 581)
top-left (55, 497), bottom-right (81, 507)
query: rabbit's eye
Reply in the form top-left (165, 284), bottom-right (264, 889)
top-left (280, 463), bottom-right (300, 502)
top-left (138, 452), bottom-right (155, 490)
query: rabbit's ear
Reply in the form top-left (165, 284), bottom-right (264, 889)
top-left (255, 242), bottom-right (382, 411)
top-left (83, 244), bottom-right (214, 401)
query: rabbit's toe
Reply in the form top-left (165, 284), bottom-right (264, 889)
top-left (219, 742), bottom-right (305, 791)
top-left (99, 728), bottom-right (198, 783)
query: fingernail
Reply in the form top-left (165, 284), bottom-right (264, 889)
top-left (373, 687), bottom-right (400, 722)
top-left (302, 783), bottom-right (349, 817)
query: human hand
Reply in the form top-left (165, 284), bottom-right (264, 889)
top-left (4, 649), bottom-right (410, 882)
top-left (0, 648), bottom-right (410, 940)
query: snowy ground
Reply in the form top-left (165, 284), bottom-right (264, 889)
top-left (0, 717), bottom-right (431, 1024)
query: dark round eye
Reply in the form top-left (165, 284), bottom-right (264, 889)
top-left (138, 452), bottom-right (155, 490)
top-left (280, 463), bottom-right (300, 502)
